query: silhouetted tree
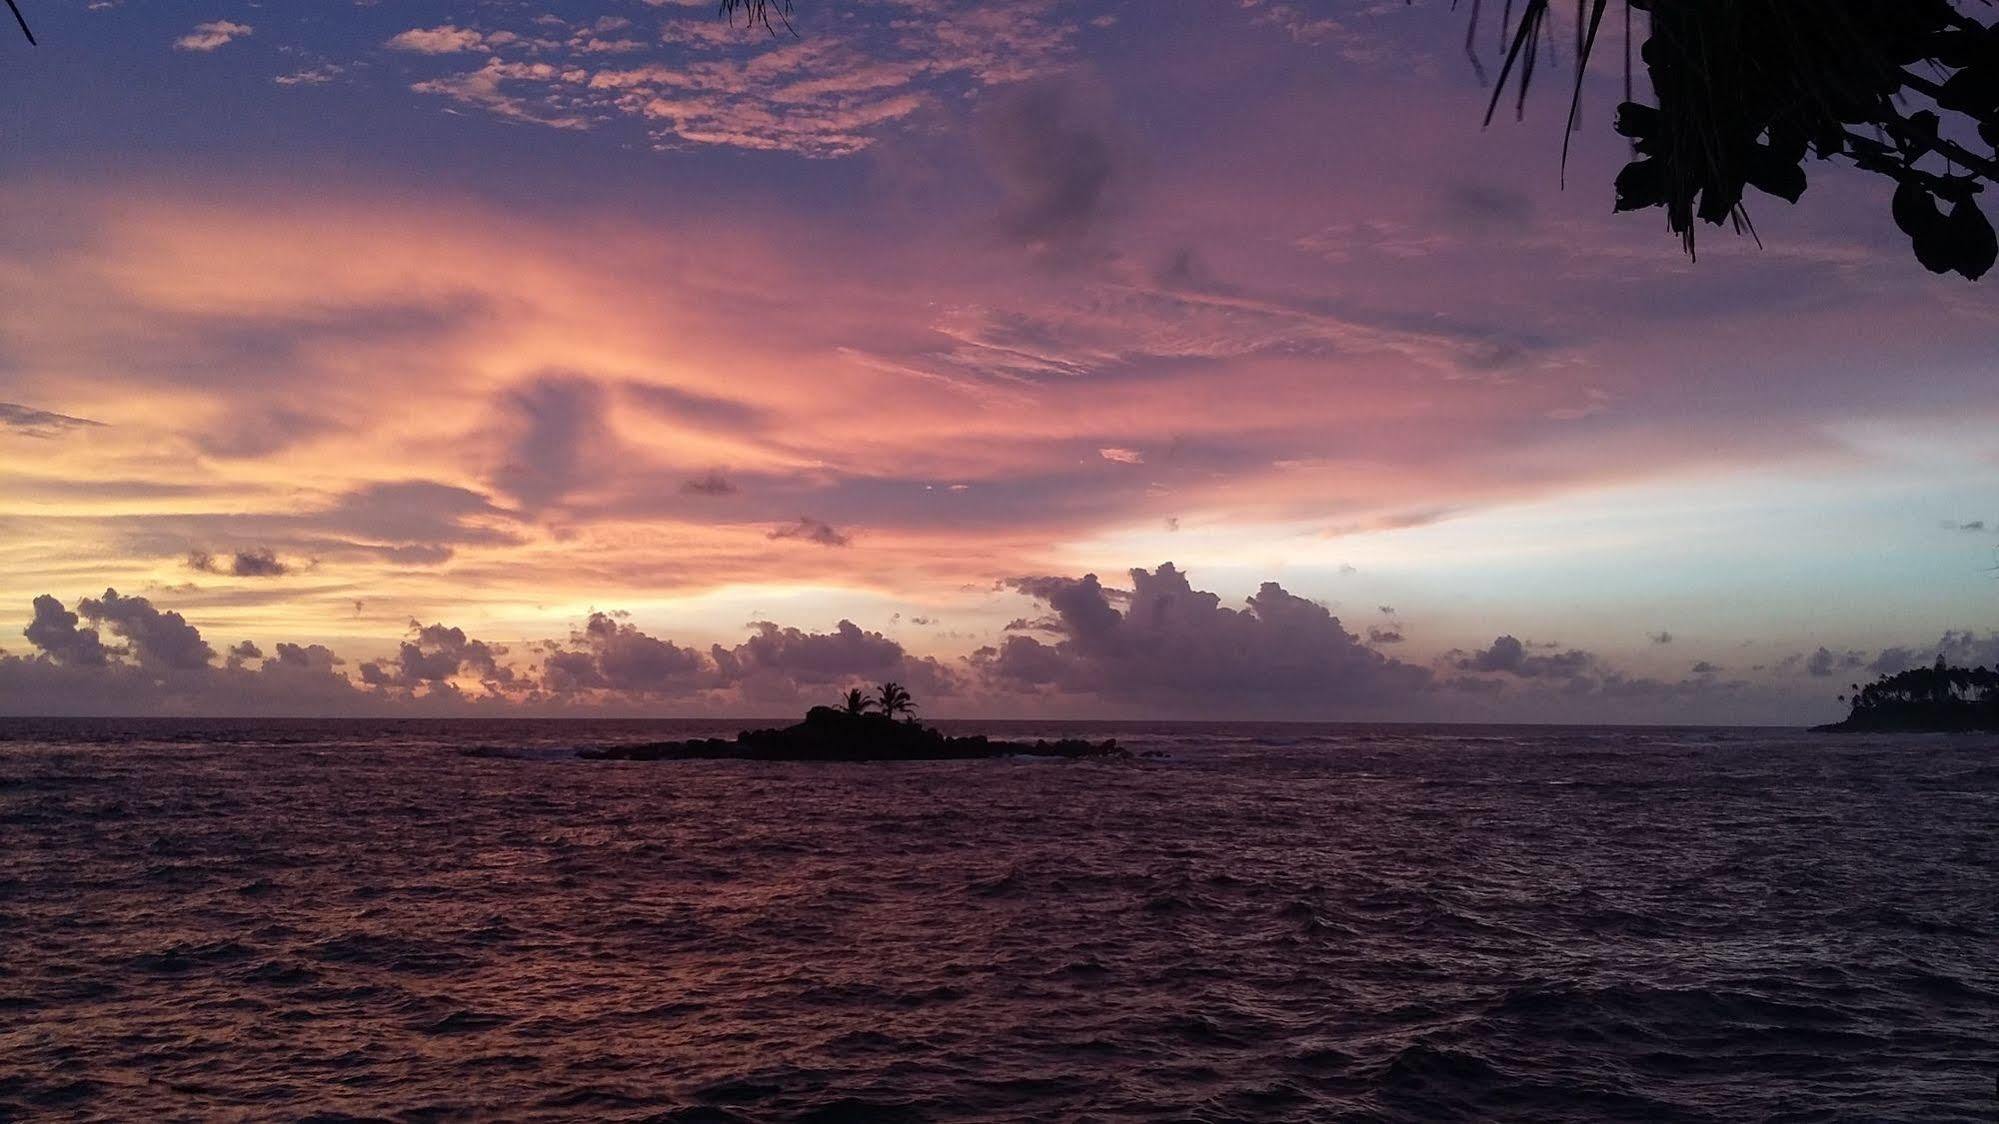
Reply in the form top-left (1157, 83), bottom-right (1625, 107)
top-left (720, 0), bottom-right (792, 35)
top-left (1832, 655), bottom-right (1999, 730)
top-left (838, 686), bottom-right (873, 717)
top-left (875, 681), bottom-right (915, 721)
top-left (1476, 0), bottom-right (1998, 278)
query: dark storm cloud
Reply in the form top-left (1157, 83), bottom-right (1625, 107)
top-left (681, 471), bottom-right (737, 497)
top-left (1438, 182), bottom-right (1535, 233)
top-left (768, 516), bottom-right (850, 548)
top-left (1450, 635), bottom-right (1595, 680)
top-left (492, 374), bottom-right (615, 511)
top-left (0, 402), bottom-right (104, 438)
top-left (980, 563), bottom-right (1429, 709)
top-left (187, 547), bottom-right (291, 577)
top-left (77, 589), bottom-right (216, 670)
top-left (23, 595), bottom-right (111, 667)
top-left (1005, 572), bottom-right (1124, 642)
top-left (1367, 626), bottom-right (1404, 645)
top-left (978, 78), bottom-right (1132, 263)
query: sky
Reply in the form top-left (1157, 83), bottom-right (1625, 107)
top-left (1, 0), bottom-right (1995, 722)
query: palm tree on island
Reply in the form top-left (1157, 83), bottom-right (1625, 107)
top-left (1821, 654), bottom-right (1999, 732)
top-left (580, 680), bottom-right (1123, 760)
top-left (875, 681), bottom-right (915, 722)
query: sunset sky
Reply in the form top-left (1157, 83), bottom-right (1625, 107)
top-left (3, 0), bottom-right (1995, 721)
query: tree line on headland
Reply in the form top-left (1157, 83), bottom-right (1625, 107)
top-left (1819, 655), bottom-right (1999, 732)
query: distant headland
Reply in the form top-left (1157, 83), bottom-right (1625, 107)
top-left (1814, 657), bottom-right (1999, 733)
top-left (579, 683), bottom-right (1126, 762)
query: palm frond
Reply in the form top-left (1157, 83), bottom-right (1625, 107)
top-left (8, 0), bottom-right (34, 45)
top-left (717, 0), bottom-right (795, 37)
top-left (1468, 0), bottom-right (1999, 278)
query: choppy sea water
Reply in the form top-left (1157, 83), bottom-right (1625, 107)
top-left (2, 719), bottom-right (1995, 1123)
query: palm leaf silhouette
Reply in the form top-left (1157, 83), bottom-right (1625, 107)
top-left (875, 681), bottom-right (914, 721)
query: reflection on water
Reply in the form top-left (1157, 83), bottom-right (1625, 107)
top-left (3, 719), bottom-right (1994, 1121)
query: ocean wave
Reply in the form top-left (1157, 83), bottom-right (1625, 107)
top-left (2, 719), bottom-right (1993, 1121)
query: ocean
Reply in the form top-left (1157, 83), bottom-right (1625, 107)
top-left (2, 719), bottom-right (1994, 1121)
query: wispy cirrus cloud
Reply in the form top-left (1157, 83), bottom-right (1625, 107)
top-left (388, 1), bottom-right (1081, 155)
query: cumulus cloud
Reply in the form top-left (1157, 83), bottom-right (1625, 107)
top-left (0, 402), bottom-right (103, 438)
top-left (1805, 646), bottom-right (1866, 678)
top-left (5, 579), bottom-right (1966, 724)
top-left (2, 586), bottom-right (962, 717)
top-left (769, 516), bottom-right (851, 547)
top-left (539, 611), bottom-right (708, 697)
top-left (187, 547), bottom-right (290, 578)
top-left (717, 618), bottom-right (900, 684)
top-left (386, 25), bottom-right (502, 55)
top-left (5, 594), bottom-right (367, 716)
top-left (1449, 635), bottom-right (1595, 681)
top-left (174, 20), bottom-right (251, 51)
top-left (713, 618), bottom-right (957, 704)
top-left (359, 622), bottom-right (518, 696)
top-left (77, 589), bottom-right (216, 670)
top-left (978, 563), bottom-right (1428, 711)
top-left (1870, 630), bottom-right (1999, 675)
top-left (23, 595), bottom-right (110, 667)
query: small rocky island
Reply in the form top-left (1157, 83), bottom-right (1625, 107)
top-left (580, 684), bottom-right (1126, 762)
top-left (1814, 656), bottom-right (1999, 732)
